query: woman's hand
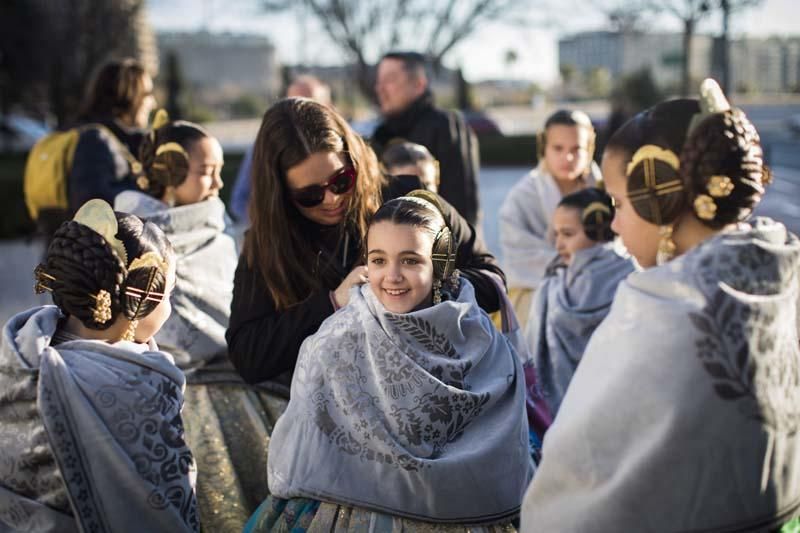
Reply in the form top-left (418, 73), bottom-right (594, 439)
top-left (332, 265), bottom-right (368, 308)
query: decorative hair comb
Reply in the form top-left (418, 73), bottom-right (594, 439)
top-left (688, 78), bottom-right (731, 137)
top-left (72, 199), bottom-right (128, 266)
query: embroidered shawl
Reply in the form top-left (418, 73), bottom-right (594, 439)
top-left (522, 218), bottom-right (800, 532)
top-left (525, 242), bottom-right (634, 415)
top-left (0, 306), bottom-right (199, 532)
top-left (267, 279), bottom-right (533, 524)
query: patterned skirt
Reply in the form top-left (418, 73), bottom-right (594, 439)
top-left (243, 496), bottom-right (519, 533)
top-left (181, 381), bottom-right (288, 533)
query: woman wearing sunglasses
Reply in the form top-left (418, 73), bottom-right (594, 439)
top-left (226, 97), bottom-right (504, 385)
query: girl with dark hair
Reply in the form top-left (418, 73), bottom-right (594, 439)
top-left (381, 140), bottom-right (440, 193)
top-left (499, 109), bottom-right (601, 326)
top-left (115, 110), bottom-right (230, 363)
top-left (524, 187), bottom-right (634, 416)
top-left (114, 111), bottom-right (284, 532)
top-left (68, 58), bottom-right (156, 212)
top-left (0, 199), bottom-right (199, 532)
top-left (226, 98), bottom-right (504, 385)
top-left (522, 80), bottom-right (800, 531)
top-left (245, 193), bottom-right (533, 531)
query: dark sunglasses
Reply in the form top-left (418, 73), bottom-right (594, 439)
top-left (290, 165), bottom-right (357, 207)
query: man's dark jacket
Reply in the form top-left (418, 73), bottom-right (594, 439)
top-left (371, 92), bottom-right (480, 226)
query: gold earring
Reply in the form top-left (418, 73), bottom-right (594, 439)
top-left (91, 290), bottom-right (113, 324)
top-left (447, 269), bottom-right (461, 293)
top-left (122, 319), bottom-right (138, 342)
top-left (163, 187), bottom-right (176, 207)
top-left (656, 225), bottom-right (676, 265)
top-left (433, 279), bottom-right (443, 305)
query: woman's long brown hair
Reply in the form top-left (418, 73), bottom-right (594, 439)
top-left (244, 98), bottom-right (383, 310)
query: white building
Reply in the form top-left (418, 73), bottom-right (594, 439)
top-left (560, 31), bottom-right (800, 93)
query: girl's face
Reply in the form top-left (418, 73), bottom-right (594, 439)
top-left (172, 137), bottom-right (224, 206)
top-left (553, 205), bottom-right (596, 265)
top-left (367, 221), bottom-right (435, 313)
top-left (285, 151), bottom-right (353, 226)
top-left (602, 148), bottom-right (661, 267)
top-left (544, 124), bottom-right (591, 182)
top-left (134, 258), bottom-right (177, 343)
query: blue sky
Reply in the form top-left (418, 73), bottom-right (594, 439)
top-left (148, 0), bottom-right (799, 85)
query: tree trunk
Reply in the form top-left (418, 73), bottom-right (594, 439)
top-left (681, 18), bottom-right (695, 97)
top-left (720, 0), bottom-right (731, 93)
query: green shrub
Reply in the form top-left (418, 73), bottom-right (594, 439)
top-left (478, 134), bottom-right (538, 166)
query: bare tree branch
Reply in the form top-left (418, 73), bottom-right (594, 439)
top-left (262, 0), bottom-right (536, 101)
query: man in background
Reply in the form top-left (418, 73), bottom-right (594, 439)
top-left (371, 51), bottom-right (480, 227)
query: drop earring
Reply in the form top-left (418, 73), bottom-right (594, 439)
top-left (163, 187), bottom-right (176, 207)
top-left (656, 225), bottom-right (676, 266)
top-left (433, 279), bottom-right (443, 305)
top-left (122, 319), bottom-right (138, 342)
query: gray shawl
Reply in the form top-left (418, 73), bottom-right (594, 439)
top-left (0, 306), bottom-right (199, 532)
top-left (114, 191), bottom-right (238, 370)
top-left (268, 279), bottom-right (533, 524)
top-left (525, 242), bottom-right (634, 415)
top-left (522, 218), bottom-right (800, 532)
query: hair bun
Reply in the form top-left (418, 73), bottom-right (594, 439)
top-left (680, 107), bottom-right (767, 228)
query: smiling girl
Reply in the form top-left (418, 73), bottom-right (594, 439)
top-left (248, 193), bottom-right (532, 531)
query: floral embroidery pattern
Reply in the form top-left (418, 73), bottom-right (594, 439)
top-left (689, 234), bottom-right (800, 433)
top-left (298, 310), bottom-right (491, 472)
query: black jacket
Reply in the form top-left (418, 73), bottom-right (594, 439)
top-left (226, 176), bottom-right (504, 384)
top-left (68, 118), bottom-right (145, 212)
top-left (371, 92), bottom-right (480, 226)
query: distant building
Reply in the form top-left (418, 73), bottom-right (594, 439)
top-left (559, 31), bottom-right (711, 93)
top-left (157, 31), bottom-right (280, 104)
top-left (723, 37), bottom-right (800, 93)
top-left (560, 30), bottom-right (800, 94)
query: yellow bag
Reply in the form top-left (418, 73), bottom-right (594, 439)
top-left (23, 128), bottom-right (81, 221)
top-left (23, 124), bottom-right (141, 221)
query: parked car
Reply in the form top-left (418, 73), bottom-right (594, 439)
top-left (462, 110), bottom-right (503, 136)
top-left (0, 114), bottom-right (51, 153)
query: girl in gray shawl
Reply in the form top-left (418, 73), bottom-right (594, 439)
top-left (525, 187), bottom-right (634, 416)
top-left (0, 199), bottom-right (198, 532)
top-left (246, 193), bottom-right (533, 531)
top-left (522, 80), bottom-right (800, 531)
top-left (114, 111), bottom-right (287, 532)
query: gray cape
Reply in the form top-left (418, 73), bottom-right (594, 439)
top-left (268, 280), bottom-right (532, 524)
top-left (525, 242), bottom-right (634, 415)
top-left (114, 191), bottom-right (238, 370)
top-left (522, 218), bottom-right (800, 532)
top-left (0, 306), bottom-right (198, 532)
